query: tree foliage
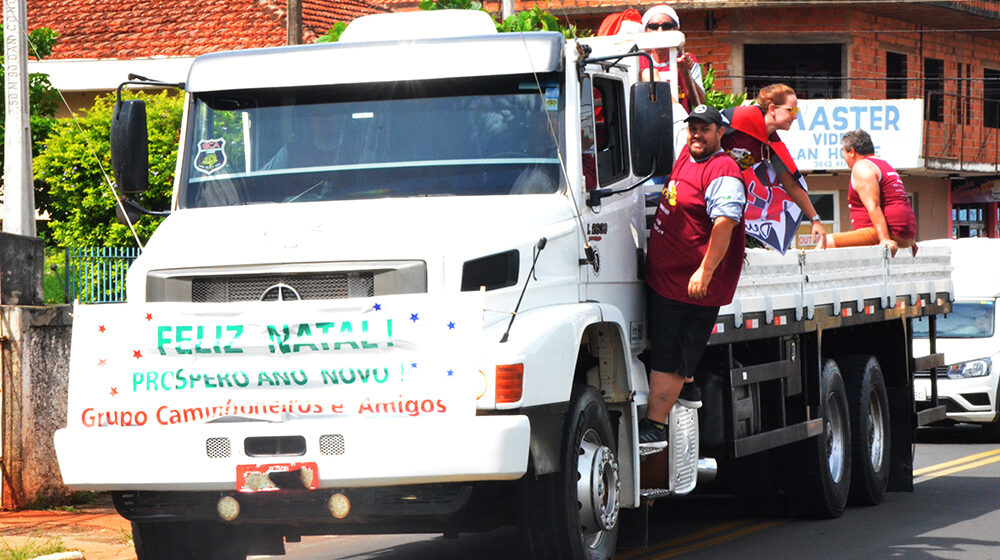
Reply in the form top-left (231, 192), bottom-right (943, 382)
top-left (419, 0), bottom-right (482, 10)
top-left (0, 27), bottom-right (61, 212)
top-left (315, 21), bottom-right (347, 43)
top-left (703, 66), bottom-right (747, 110)
top-left (318, 2), bottom-right (587, 43)
top-left (34, 91), bottom-right (182, 248)
top-left (496, 6), bottom-right (587, 39)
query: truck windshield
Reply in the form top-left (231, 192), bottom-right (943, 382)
top-left (180, 74), bottom-right (565, 208)
top-left (913, 301), bottom-right (996, 339)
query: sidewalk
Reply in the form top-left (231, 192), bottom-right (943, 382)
top-left (0, 496), bottom-right (136, 560)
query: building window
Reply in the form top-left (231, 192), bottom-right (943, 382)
top-left (953, 203), bottom-right (987, 238)
top-left (924, 58), bottom-right (944, 122)
top-left (886, 52), bottom-right (907, 99)
top-left (809, 193), bottom-right (837, 224)
top-left (744, 44), bottom-right (842, 99)
top-left (984, 68), bottom-right (1000, 129)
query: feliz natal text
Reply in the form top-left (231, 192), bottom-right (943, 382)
top-left (155, 320), bottom-right (394, 356)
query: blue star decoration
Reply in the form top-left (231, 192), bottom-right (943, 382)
top-left (447, 369), bottom-right (454, 377)
top-left (410, 313), bottom-right (419, 323)
top-left (447, 321), bottom-right (456, 330)
top-left (373, 303), bottom-right (382, 311)
top-left (411, 362), bottom-right (418, 369)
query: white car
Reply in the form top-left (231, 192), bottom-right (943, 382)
top-left (914, 238), bottom-right (1000, 437)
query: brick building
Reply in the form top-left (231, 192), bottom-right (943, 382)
top-left (555, 0), bottom-right (1000, 242)
top-left (380, 0), bottom-right (1000, 243)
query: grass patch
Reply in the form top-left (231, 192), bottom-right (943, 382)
top-left (43, 248), bottom-right (67, 305)
top-left (25, 490), bottom-right (99, 511)
top-left (0, 535), bottom-right (66, 560)
top-left (117, 528), bottom-right (134, 546)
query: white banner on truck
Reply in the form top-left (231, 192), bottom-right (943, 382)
top-left (67, 294), bottom-right (485, 429)
top-left (777, 99), bottom-right (924, 171)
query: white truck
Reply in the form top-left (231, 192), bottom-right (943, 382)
top-left (55, 10), bottom-right (952, 560)
top-left (914, 238), bottom-right (1000, 438)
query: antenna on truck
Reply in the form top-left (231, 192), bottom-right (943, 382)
top-left (499, 237), bottom-right (547, 344)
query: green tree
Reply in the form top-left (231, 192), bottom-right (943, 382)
top-left (315, 21), bottom-right (347, 43)
top-left (318, 2), bottom-right (587, 43)
top-left (702, 66), bottom-right (747, 110)
top-left (495, 6), bottom-right (587, 39)
top-left (0, 27), bottom-right (61, 213)
top-left (419, 0), bottom-right (482, 10)
top-left (34, 90), bottom-right (182, 248)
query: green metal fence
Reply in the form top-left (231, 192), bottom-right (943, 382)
top-left (64, 247), bottom-right (141, 303)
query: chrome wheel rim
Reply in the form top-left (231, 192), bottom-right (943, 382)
top-left (576, 428), bottom-right (620, 549)
top-left (867, 389), bottom-right (885, 471)
top-left (825, 392), bottom-right (846, 483)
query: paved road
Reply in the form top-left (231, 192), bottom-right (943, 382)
top-left (256, 424), bottom-right (1000, 560)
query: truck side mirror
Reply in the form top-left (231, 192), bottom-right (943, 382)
top-left (629, 82), bottom-right (673, 178)
top-left (110, 100), bottom-right (150, 194)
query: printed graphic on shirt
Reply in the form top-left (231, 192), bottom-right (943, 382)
top-left (727, 147), bottom-right (755, 171)
top-left (664, 180), bottom-right (678, 206)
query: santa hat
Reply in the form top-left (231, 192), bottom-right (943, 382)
top-left (597, 9), bottom-right (643, 36)
top-left (641, 5), bottom-right (681, 29)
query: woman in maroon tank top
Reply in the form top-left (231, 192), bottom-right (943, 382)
top-left (827, 129), bottom-right (918, 256)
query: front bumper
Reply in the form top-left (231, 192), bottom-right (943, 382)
top-left (914, 377), bottom-right (998, 424)
top-left (55, 415), bottom-right (529, 491)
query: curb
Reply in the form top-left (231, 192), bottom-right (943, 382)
top-left (30, 552), bottom-right (85, 560)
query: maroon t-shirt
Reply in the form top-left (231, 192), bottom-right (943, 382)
top-left (848, 156), bottom-right (917, 239)
top-left (647, 147), bottom-right (746, 307)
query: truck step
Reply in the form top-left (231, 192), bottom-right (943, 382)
top-left (639, 445), bottom-right (667, 457)
top-left (640, 488), bottom-right (671, 499)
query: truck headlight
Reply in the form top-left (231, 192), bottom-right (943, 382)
top-left (947, 358), bottom-right (992, 379)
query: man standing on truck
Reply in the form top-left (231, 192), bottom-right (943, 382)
top-left (639, 104), bottom-right (746, 448)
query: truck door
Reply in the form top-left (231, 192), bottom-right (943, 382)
top-left (580, 72), bottom-right (646, 344)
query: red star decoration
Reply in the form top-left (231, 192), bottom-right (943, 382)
top-left (145, 313), bottom-right (153, 321)
top-left (98, 325), bottom-right (106, 333)
top-left (133, 350), bottom-right (143, 359)
top-left (109, 387), bottom-right (118, 397)
top-left (98, 359), bottom-right (107, 367)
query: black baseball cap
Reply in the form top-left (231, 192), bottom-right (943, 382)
top-left (684, 104), bottom-right (725, 127)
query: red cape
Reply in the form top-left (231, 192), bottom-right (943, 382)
top-left (727, 105), bottom-right (801, 178)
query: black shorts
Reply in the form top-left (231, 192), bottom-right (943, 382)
top-left (648, 291), bottom-right (720, 379)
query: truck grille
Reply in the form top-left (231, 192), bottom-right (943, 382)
top-left (192, 272), bottom-right (373, 302)
top-left (146, 261), bottom-right (426, 302)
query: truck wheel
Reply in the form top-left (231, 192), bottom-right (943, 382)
top-left (839, 355), bottom-right (891, 506)
top-left (132, 520), bottom-right (248, 560)
top-left (518, 385), bottom-right (619, 560)
top-left (787, 358), bottom-right (852, 518)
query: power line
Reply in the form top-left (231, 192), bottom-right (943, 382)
top-left (720, 74), bottom-right (1000, 82)
top-left (685, 28), bottom-right (1000, 35)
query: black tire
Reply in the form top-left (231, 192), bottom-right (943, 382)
top-left (133, 520), bottom-right (248, 560)
top-left (838, 354), bottom-right (892, 506)
top-left (518, 385), bottom-right (619, 560)
top-left (787, 358), bottom-right (852, 519)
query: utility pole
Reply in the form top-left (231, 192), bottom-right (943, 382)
top-left (287, 0), bottom-right (303, 45)
top-left (3, 0), bottom-right (36, 237)
top-left (501, 0), bottom-right (514, 21)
